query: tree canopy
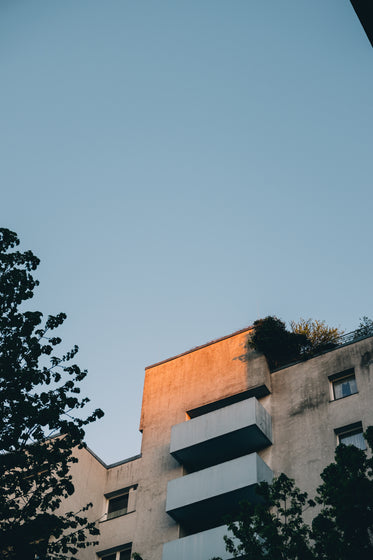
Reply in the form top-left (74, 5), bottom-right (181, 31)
top-left (0, 228), bottom-right (104, 560)
top-left (290, 318), bottom-right (343, 355)
top-left (248, 316), bottom-right (309, 370)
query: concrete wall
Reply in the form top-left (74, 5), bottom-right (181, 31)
top-left (265, 336), bottom-right (373, 522)
top-left (134, 327), bottom-right (271, 560)
top-left (57, 449), bottom-right (143, 559)
top-left (99, 456), bottom-right (142, 555)
top-left (56, 446), bottom-right (107, 560)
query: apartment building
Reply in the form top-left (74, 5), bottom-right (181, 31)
top-left (67, 326), bottom-right (373, 560)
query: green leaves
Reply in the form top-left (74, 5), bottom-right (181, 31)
top-left (0, 228), bottom-right (104, 559)
top-left (220, 474), bottom-right (315, 560)
top-left (249, 316), bottom-right (346, 371)
top-left (248, 316), bottom-right (309, 370)
top-left (312, 436), bottom-right (373, 560)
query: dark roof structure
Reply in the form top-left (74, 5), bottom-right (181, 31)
top-left (350, 0), bottom-right (373, 47)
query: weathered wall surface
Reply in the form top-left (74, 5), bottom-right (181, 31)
top-left (56, 446), bottom-right (107, 560)
top-left (57, 449), bottom-right (142, 559)
top-left (134, 327), bottom-right (271, 560)
top-left (268, 336), bottom-right (373, 522)
top-left (99, 456), bottom-right (142, 555)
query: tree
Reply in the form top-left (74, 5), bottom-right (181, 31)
top-left (248, 316), bottom-right (309, 371)
top-left (353, 316), bottom-right (373, 340)
top-left (0, 228), bottom-right (104, 560)
top-left (249, 316), bottom-right (346, 371)
top-left (211, 474), bottom-right (315, 560)
top-left (312, 426), bottom-right (373, 560)
top-left (213, 428), bottom-right (373, 560)
top-left (290, 318), bottom-right (343, 356)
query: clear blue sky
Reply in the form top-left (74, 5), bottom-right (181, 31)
top-left (1, 0), bottom-right (372, 463)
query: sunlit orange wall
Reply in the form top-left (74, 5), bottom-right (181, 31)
top-left (139, 327), bottom-right (270, 448)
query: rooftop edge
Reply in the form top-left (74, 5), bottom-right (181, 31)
top-left (145, 325), bottom-right (253, 370)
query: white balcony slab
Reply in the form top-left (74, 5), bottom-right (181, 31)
top-left (166, 453), bottom-right (272, 530)
top-left (170, 397), bottom-right (272, 469)
top-left (162, 525), bottom-right (235, 560)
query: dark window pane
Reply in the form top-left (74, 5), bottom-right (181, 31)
top-left (119, 550), bottom-right (131, 560)
top-left (107, 493), bottom-right (128, 519)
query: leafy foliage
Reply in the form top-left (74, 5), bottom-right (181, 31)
top-left (312, 427), bottom-right (373, 560)
top-left (213, 429), bottom-right (373, 560)
top-left (0, 228), bottom-right (104, 560)
top-left (212, 474), bottom-right (315, 560)
top-left (249, 316), bottom-right (346, 370)
top-left (353, 316), bottom-right (373, 340)
top-left (290, 318), bottom-right (343, 356)
top-left (248, 316), bottom-right (309, 370)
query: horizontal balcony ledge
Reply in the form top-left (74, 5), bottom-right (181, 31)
top-left (170, 397), bottom-right (272, 470)
top-left (162, 524), bottom-right (236, 560)
top-left (166, 453), bottom-right (272, 531)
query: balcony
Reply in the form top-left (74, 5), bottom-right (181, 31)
top-left (170, 397), bottom-right (272, 470)
top-left (162, 524), bottom-right (235, 560)
top-left (166, 453), bottom-right (272, 532)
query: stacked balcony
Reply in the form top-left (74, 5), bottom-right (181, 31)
top-left (166, 452), bottom-right (272, 530)
top-left (162, 397), bottom-right (273, 559)
top-left (170, 397), bottom-right (272, 470)
top-left (162, 524), bottom-right (234, 560)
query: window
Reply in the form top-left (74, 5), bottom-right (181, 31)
top-left (107, 493), bottom-right (129, 520)
top-left (104, 484), bottom-right (137, 522)
top-left (335, 423), bottom-right (366, 450)
top-left (329, 369), bottom-right (357, 400)
top-left (339, 428), bottom-right (366, 450)
top-left (99, 544), bottom-right (132, 560)
top-left (102, 552), bottom-right (131, 560)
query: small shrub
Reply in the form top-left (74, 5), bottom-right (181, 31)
top-left (291, 318), bottom-right (343, 356)
top-left (248, 316), bottom-right (309, 371)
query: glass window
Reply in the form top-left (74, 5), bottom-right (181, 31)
top-left (99, 546), bottom-right (132, 560)
top-left (339, 428), bottom-right (366, 450)
top-left (333, 374), bottom-right (357, 400)
top-left (107, 493), bottom-right (128, 520)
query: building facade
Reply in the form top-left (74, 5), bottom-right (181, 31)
top-left (68, 327), bottom-right (373, 560)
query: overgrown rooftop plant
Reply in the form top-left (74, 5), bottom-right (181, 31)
top-left (248, 316), bottom-right (309, 371)
top-left (249, 316), bottom-right (346, 371)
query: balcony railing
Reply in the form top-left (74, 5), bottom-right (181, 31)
top-left (336, 329), bottom-right (372, 346)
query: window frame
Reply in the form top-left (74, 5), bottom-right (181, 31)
top-left (329, 368), bottom-right (358, 401)
top-left (335, 422), bottom-right (366, 450)
top-left (106, 493), bottom-right (129, 520)
top-left (97, 543), bottom-right (132, 560)
top-left (104, 484), bottom-right (137, 522)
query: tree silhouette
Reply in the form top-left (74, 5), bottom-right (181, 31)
top-left (0, 228), bottom-right (104, 560)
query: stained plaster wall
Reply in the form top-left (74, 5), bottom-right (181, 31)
top-left (134, 327), bottom-right (271, 560)
top-left (56, 446), bottom-right (107, 560)
top-left (99, 456), bottom-right (142, 555)
top-left (267, 336), bottom-right (373, 522)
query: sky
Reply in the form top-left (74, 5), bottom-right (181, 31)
top-left (1, 0), bottom-right (372, 463)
